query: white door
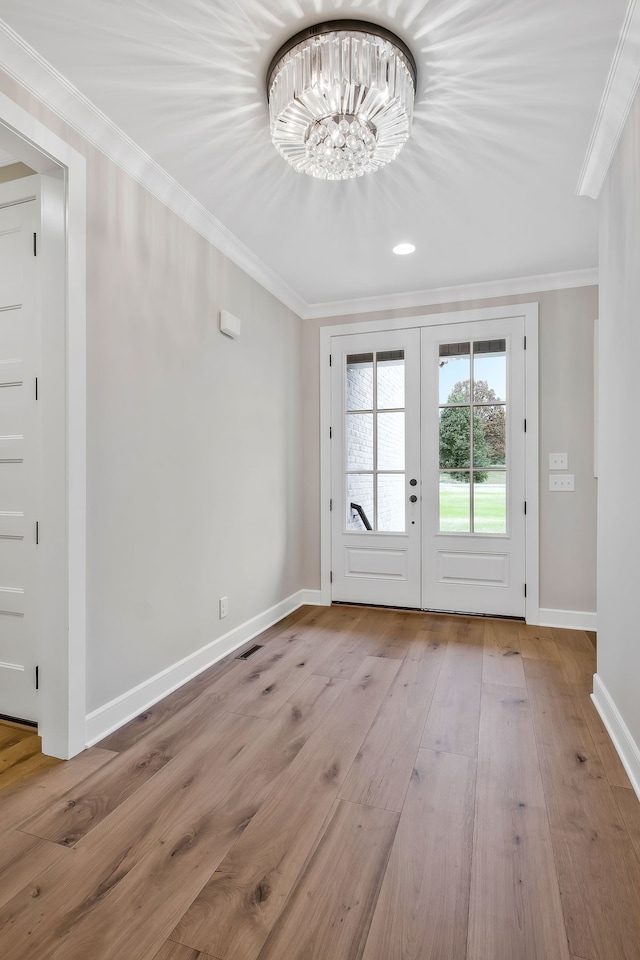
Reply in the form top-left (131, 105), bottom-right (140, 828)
top-left (421, 318), bottom-right (526, 617)
top-left (0, 197), bottom-right (39, 722)
top-left (331, 329), bottom-right (421, 607)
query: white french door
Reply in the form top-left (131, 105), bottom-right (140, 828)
top-left (330, 315), bottom-right (527, 618)
top-left (0, 196), bottom-right (39, 722)
top-left (422, 318), bottom-right (526, 617)
top-left (331, 328), bottom-right (422, 607)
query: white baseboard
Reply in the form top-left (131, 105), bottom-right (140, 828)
top-left (537, 608), bottom-right (597, 631)
top-left (298, 589), bottom-right (327, 606)
top-left (592, 673), bottom-right (640, 801)
top-left (85, 589), bottom-right (311, 747)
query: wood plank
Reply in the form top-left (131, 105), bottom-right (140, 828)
top-left (482, 619), bottom-right (525, 686)
top-left (573, 681), bottom-right (630, 788)
top-left (556, 647), bottom-right (595, 685)
top-left (368, 610), bottom-right (424, 660)
top-left (0, 747), bottom-right (117, 835)
top-left (0, 733), bottom-right (42, 776)
top-left (0, 724), bottom-right (34, 749)
top-left (0, 830), bottom-right (69, 908)
top-left (404, 626), bottom-right (450, 661)
top-left (22, 686), bottom-right (265, 846)
top-left (255, 800), bottom-right (398, 960)
top-left (153, 944), bottom-right (219, 960)
top-left (421, 616), bottom-right (483, 758)
top-left (467, 682), bottom-right (570, 960)
top-left (220, 614), bottom-right (347, 719)
top-left (0, 712), bottom-right (263, 960)
top-left (171, 657), bottom-right (401, 960)
top-left (2, 677), bottom-right (344, 960)
top-left (552, 628), bottom-right (595, 654)
top-left (612, 786), bottom-right (640, 864)
top-left (97, 657), bottom-right (244, 753)
top-left (525, 659), bottom-right (640, 960)
top-left (517, 623), bottom-right (555, 641)
top-left (97, 606), bottom-right (318, 753)
top-left (0, 753), bottom-right (61, 792)
top-left (520, 637), bottom-right (561, 661)
top-left (338, 651), bottom-right (444, 811)
top-left (362, 748), bottom-right (476, 960)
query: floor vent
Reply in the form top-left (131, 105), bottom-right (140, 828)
top-left (235, 644), bottom-right (264, 660)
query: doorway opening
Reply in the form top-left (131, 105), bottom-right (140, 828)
top-left (0, 91), bottom-right (87, 759)
top-left (321, 304), bottom-right (539, 622)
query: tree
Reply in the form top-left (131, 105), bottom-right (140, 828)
top-left (439, 379), bottom-right (505, 483)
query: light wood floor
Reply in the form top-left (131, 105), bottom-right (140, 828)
top-left (1, 604), bottom-right (639, 960)
top-left (0, 721), bottom-right (60, 791)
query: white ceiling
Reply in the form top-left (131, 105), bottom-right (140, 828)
top-left (0, 0), bottom-right (628, 309)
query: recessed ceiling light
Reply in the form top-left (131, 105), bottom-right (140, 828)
top-left (393, 243), bottom-right (416, 255)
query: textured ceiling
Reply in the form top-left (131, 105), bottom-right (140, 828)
top-left (0, 0), bottom-right (627, 307)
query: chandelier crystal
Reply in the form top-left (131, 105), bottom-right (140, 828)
top-left (267, 21), bottom-right (417, 180)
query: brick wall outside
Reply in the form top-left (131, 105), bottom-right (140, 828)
top-left (345, 358), bottom-right (404, 532)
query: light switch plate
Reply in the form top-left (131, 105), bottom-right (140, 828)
top-left (549, 474), bottom-right (574, 492)
top-left (549, 453), bottom-right (568, 470)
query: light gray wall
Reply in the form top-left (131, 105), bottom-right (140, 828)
top-left (302, 286), bottom-right (598, 614)
top-left (0, 73), bottom-right (305, 713)
top-left (598, 85), bottom-right (640, 755)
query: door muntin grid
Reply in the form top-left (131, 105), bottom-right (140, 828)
top-left (438, 339), bottom-right (507, 535)
top-left (345, 350), bottom-right (406, 533)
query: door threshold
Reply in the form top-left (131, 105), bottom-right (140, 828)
top-left (0, 713), bottom-right (38, 731)
top-left (332, 600), bottom-right (525, 622)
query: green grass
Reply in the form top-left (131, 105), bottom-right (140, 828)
top-left (439, 472), bottom-right (506, 533)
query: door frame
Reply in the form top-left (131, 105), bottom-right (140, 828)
top-left (0, 92), bottom-right (87, 759)
top-left (320, 303), bottom-right (540, 622)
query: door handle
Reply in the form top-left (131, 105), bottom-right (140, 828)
top-left (409, 495), bottom-right (418, 503)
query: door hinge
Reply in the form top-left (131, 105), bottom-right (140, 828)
top-left (524, 583), bottom-right (527, 598)
top-left (329, 426), bottom-right (332, 439)
top-left (524, 418), bottom-right (527, 432)
top-left (329, 354), bottom-right (332, 366)
top-left (524, 335), bottom-right (527, 350)
top-left (35, 521), bottom-right (39, 545)
top-left (524, 501), bottom-right (527, 515)
top-left (35, 377), bottom-right (38, 400)
top-left (329, 498), bottom-right (333, 511)
top-left (33, 232), bottom-right (37, 256)
top-left (330, 571), bottom-right (333, 583)
top-left (35, 666), bottom-right (39, 690)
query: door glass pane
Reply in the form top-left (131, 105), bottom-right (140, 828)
top-left (474, 340), bottom-right (506, 403)
top-left (378, 474), bottom-right (405, 532)
top-left (474, 470), bottom-right (506, 534)
top-left (474, 405), bottom-right (506, 467)
top-left (346, 413), bottom-right (373, 470)
top-left (439, 343), bottom-right (470, 404)
top-left (439, 471), bottom-right (471, 532)
top-left (346, 353), bottom-right (373, 410)
top-left (347, 474), bottom-right (374, 531)
top-left (378, 412), bottom-right (405, 470)
top-left (377, 351), bottom-right (404, 408)
top-left (439, 406), bottom-right (471, 469)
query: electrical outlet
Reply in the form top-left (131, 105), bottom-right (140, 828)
top-left (219, 596), bottom-right (228, 619)
top-left (549, 453), bottom-right (568, 470)
top-left (549, 474), bottom-right (575, 492)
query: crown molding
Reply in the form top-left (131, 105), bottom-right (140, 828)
top-left (0, 19), bottom-right (308, 318)
top-left (577, 0), bottom-right (640, 199)
top-left (301, 268), bottom-right (599, 320)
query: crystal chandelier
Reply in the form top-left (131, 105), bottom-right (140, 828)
top-left (267, 21), bottom-right (417, 181)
